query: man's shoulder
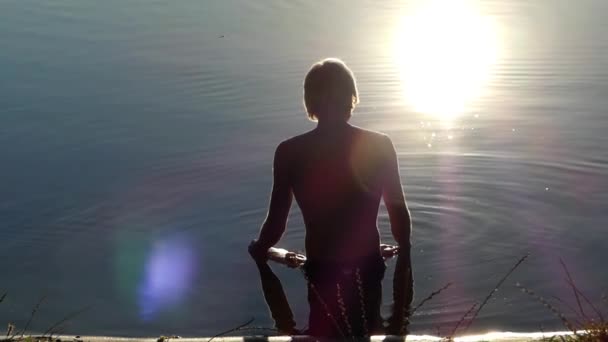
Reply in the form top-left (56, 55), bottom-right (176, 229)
top-left (277, 130), bottom-right (315, 148)
top-left (274, 130), bottom-right (314, 159)
top-left (351, 125), bottom-right (392, 145)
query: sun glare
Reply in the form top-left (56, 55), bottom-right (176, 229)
top-left (394, 0), bottom-right (500, 122)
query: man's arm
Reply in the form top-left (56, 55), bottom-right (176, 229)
top-left (250, 142), bottom-right (293, 261)
top-left (382, 135), bottom-right (412, 248)
top-left (381, 135), bottom-right (414, 335)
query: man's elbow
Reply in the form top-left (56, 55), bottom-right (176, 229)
top-left (259, 220), bottom-right (285, 247)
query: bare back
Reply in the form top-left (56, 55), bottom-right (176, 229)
top-left (278, 124), bottom-right (395, 261)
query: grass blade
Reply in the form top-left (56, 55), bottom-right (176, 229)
top-left (42, 306), bottom-right (91, 337)
top-left (461, 254), bottom-right (528, 334)
top-left (208, 317), bottom-right (254, 342)
top-left (17, 295), bottom-right (47, 338)
top-left (411, 282), bottom-right (453, 315)
top-left (560, 258), bottom-right (589, 322)
top-left (448, 302), bottom-right (478, 339)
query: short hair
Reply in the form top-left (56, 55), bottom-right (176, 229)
top-left (303, 58), bottom-right (359, 122)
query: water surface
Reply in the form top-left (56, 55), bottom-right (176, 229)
top-left (1, 0), bottom-right (607, 336)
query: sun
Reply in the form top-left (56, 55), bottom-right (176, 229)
top-left (394, 0), bottom-right (501, 122)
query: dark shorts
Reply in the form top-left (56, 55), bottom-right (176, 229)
top-left (303, 254), bottom-right (386, 337)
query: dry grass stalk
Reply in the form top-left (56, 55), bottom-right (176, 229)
top-left (517, 283), bottom-right (578, 334)
top-left (207, 317), bottom-right (254, 342)
top-left (447, 302), bottom-right (478, 340)
top-left (560, 259), bottom-right (591, 322)
top-left (42, 305), bottom-right (91, 337)
top-left (6, 323), bottom-right (15, 338)
top-left (560, 259), bottom-right (604, 323)
top-left (17, 295), bottom-right (47, 338)
top-left (300, 268), bottom-right (346, 338)
top-left (411, 282), bottom-right (453, 315)
top-left (336, 283), bottom-right (353, 337)
top-left (503, 258), bottom-right (608, 342)
top-left (461, 254), bottom-right (529, 334)
top-left (355, 269), bottom-right (369, 336)
top-left (550, 295), bottom-right (585, 327)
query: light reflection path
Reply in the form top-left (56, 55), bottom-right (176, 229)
top-left (438, 150), bottom-right (467, 312)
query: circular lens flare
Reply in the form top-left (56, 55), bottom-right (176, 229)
top-left (138, 235), bottom-right (198, 321)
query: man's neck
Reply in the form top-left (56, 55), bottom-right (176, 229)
top-left (315, 119), bottom-right (350, 132)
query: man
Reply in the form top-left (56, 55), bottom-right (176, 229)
top-left (249, 58), bottom-right (413, 337)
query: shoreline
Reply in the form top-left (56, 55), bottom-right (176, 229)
top-left (7, 331), bottom-right (573, 342)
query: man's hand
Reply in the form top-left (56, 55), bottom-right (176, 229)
top-left (380, 244), bottom-right (400, 260)
top-left (267, 247), bottom-right (306, 268)
top-left (248, 239), bottom-right (269, 263)
top-left (283, 252), bottom-right (306, 268)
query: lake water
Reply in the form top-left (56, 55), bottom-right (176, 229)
top-left (1, 0), bottom-right (607, 337)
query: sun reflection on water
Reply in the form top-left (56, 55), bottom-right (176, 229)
top-left (394, 0), bottom-right (501, 123)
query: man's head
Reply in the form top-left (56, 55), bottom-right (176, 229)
top-left (303, 58), bottom-right (359, 122)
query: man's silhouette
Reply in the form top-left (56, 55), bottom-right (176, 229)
top-left (249, 58), bottom-right (413, 337)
